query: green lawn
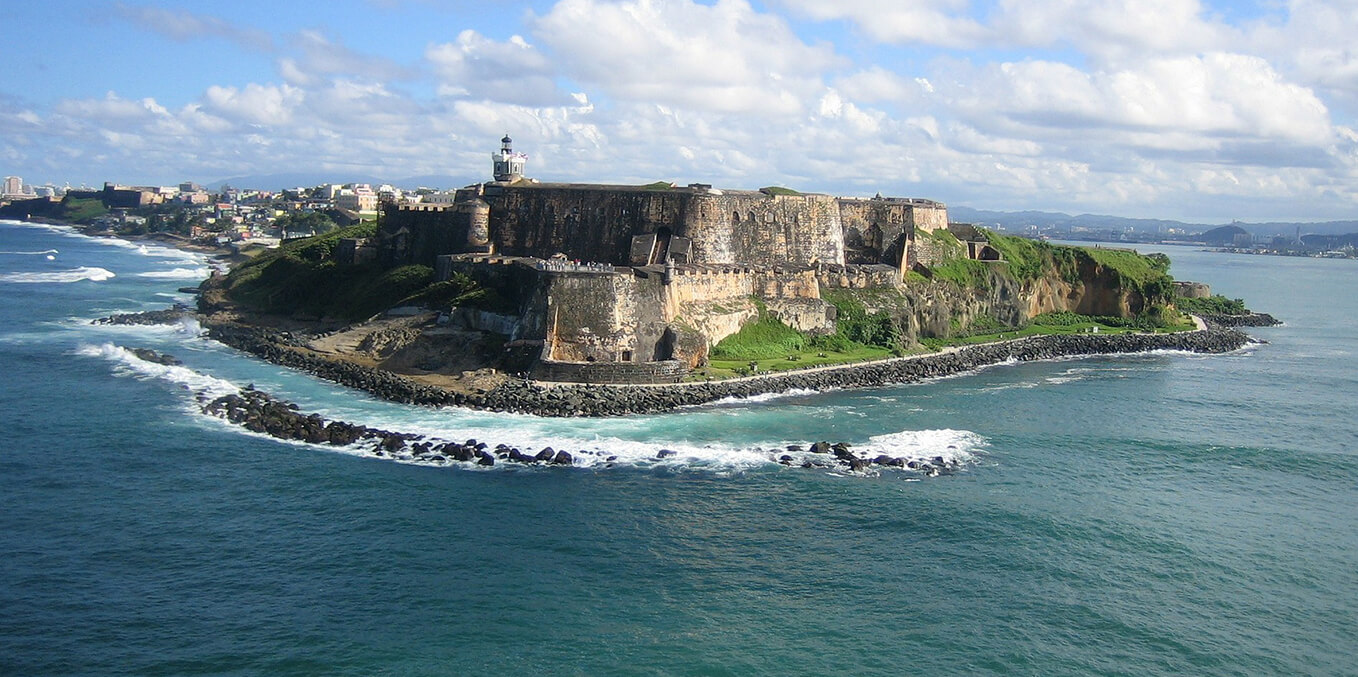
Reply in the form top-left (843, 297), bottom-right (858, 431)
top-left (697, 344), bottom-right (894, 379)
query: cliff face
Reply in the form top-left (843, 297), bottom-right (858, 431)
top-left (837, 255), bottom-right (1155, 343)
top-left (1023, 259), bottom-right (1147, 319)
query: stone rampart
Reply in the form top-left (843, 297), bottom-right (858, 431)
top-left (529, 359), bottom-right (688, 384)
top-left (541, 269), bottom-right (670, 363)
top-left (384, 204), bottom-right (474, 267)
top-left (817, 264), bottom-right (902, 289)
top-left (686, 192), bottom-right (844, 266)
top-left (486, 184), bottom-right (688, 263)
top-left (387, 182), bottom-right (946, 276)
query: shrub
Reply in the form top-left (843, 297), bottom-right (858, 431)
top-left (1175, 295), bottom-right (1248, 315)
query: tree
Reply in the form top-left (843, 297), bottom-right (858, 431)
top-left (274, 211), bottom-right (338, 236)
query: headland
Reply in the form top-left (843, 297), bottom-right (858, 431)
top-left (85, 135), bottom-right (1277, 415)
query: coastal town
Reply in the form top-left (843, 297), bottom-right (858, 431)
top-left (4, 171), bottom-right (1356, 260)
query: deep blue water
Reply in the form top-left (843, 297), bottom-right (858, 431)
top-left (1, 221), bottom-right (1355, 675)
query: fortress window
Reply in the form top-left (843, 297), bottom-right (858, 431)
top-left (732, 210), bottom-right (740, 224)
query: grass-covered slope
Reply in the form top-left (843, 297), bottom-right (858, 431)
top-left (924, 230), bottom-right (1176, 313)
top-left (214, 224), bottom-right (496, 322)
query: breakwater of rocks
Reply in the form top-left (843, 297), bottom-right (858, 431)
top-left (93, 307), bottom-right (191, 326)
top-left (1199, 312), bottom-right (1282, 328)
top-left (204, 319), bottom-right (1253, 418)
top-left (176, 355), bottom-right (962, 475)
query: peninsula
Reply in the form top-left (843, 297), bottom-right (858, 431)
top-left (182, 136), bottom-right (1264, 414)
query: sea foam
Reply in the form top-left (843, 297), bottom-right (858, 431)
top-left (137, 267), bottom-right (211, 280)
top-left (0, 266), bottom-right (115, 283)
top-left (75, 342), bottom-right (238, 400)
top-left (77, 337), bottom-right (986, 477)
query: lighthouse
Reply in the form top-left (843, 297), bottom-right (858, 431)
top-left (492, 134), bottom-right (527, 183)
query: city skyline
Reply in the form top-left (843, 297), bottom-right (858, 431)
top-left (3, 0), bottom-right (1357, 223)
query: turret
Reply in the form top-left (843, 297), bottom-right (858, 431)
top-left (492, 134), bottom-right (527, 183)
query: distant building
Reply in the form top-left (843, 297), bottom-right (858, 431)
top-left (336, 184), bottom-right (378, 213)
top-left (2, 176), bottom-right (28, 199)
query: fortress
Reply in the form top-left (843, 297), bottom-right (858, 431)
top-left (370, 136), bottom-right (995, 382)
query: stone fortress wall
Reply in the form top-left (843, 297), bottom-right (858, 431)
top-left (386, 182), bottom-right (949, 273)
top-left (374, 137), bottom-right (979, 382)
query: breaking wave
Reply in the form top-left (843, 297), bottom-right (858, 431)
top-left (75, 343), bottom-right (238, 400)
top-left (79, 343), bottom-right (987, 477)
top-left (0, 248), bottom-right (59, 255)
top-left (137, 267), bottom-right (210, 280)
top-left (0, 266), bottom-right (115, 283)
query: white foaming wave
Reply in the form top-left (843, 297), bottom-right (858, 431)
top-left (977, 380), bottom-right (1041, 392)
top-left (865, 428), bottom-right (987, 465)
top-left (704, 387), bottom-right (826, 408)
top-left (157, 257), bottom-right (205, 267)
top-left (349, 408), bottom-right (987, 474)
top-left (80, 315), bottom-right (204, 337)
top-left (0, 248), bottom-right (59, 255)
top-left (0, 221), bottom-right (191, 258)
top-left (137, 267), bottom-right (210, 280)
top-left (75, 343), bottom-right (239, 399)
top-left (0, 266), bottom-right (115, 283)
top-left (71, 341), bottom-right (985, 476)
top-left (135, 243), bottom-right (197, 259)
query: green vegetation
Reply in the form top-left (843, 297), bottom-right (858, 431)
top-left (759, 186), bottom-right (801, 196)
top-left (2, 195), bottom-right (113, 224)
top-left (705, 294), bottom-right (902, 376)
top-left (61, 197), bottom-right (110, 223)
top-left (918, 230), bottom-right (1178, 330)
top-left (640, 181), bottom-right (675, 191)
top-left (1174, 294), bottom-right (1248, 316)
top-left (219, 223), bottom-right (501, 321)
top-left (930, 258), bottom-right (993, 289)
top-left (274, 210), bottom-right (338, 235)
top-left (919, 310), bottom-right (1194, 350)
top-left (819, 290), bottom-right (903, 353)
top-left (985, 233), bottom-right (1052, 282)
top-left (709, 306), bottom-right (810, 361)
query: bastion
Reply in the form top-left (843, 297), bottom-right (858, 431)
top-left (365, 136), bottom-right (980, 383)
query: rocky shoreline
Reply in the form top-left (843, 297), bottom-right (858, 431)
top-left (1198, 311), bottom-right (1283, 328)
top-left (198, 318), bottom-right (1256, 417)
top-left (191, 376), bottom-right (962, 474)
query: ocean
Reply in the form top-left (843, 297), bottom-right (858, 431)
top-left (1, 219), bottom-right (1354, 676)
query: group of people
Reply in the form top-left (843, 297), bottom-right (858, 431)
top-left (536, 258), bottom-right (615, 273)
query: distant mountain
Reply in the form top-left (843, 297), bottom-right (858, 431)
top-left (207, 173), bottom-right (471, 191)
top-left (950, 206), bottom-right (1358, 237)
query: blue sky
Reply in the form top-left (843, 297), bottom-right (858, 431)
top-left (3, 0), bottom-right (1357, 222)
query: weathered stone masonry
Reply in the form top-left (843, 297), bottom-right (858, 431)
top-left (373, 137), bottom-right (957, 381)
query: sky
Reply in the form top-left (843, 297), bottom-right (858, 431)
top-left (3, 0), bottom-right (1357, 222)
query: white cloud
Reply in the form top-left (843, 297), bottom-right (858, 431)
top-left (425, 30), bottom-right (567, 105)
top-left (947, 53), bottom-right (1333, 151)
top-left (777, 0), bottom-right (989, 48)
top-left (995, 0), bottom-right (1231, 61)
top-left (112, 3), bottom-right (274, 51)
top-left (294, 29), bottom-right (414, 82)
top-left (202, 83), bottom-right (303, 127)
top-left (530, 0), bottom-right (841, 115)
top-left (7, 0), bottom-right (1358, 221)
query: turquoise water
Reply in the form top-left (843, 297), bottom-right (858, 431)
top-left (1, 221), bottom-right (1355, 675)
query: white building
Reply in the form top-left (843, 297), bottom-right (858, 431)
top-left (492, 134), bottom-right (527, 182)
top-left (335, 184), bottom-right (378, 213)
top-left (3, 176), bottom-right (28, 199)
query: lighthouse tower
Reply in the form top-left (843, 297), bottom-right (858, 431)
top-left (492, 134), bottom-right (527, 183)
